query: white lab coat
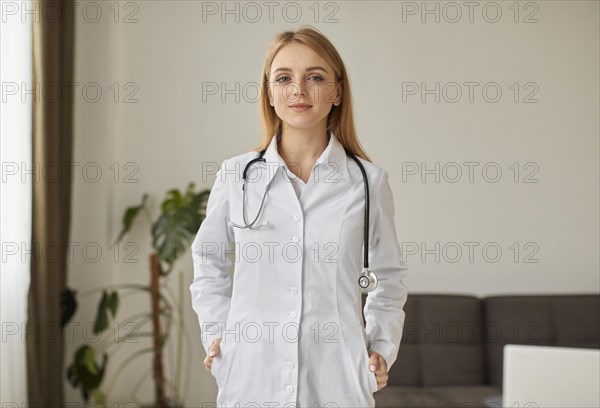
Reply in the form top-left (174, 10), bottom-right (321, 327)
top-left (190, 129), bottom-right (409, 408)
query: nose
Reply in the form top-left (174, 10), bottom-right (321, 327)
top-left (286, 77), bottom-right (307, 98)
top-left (283, 80), bottom-right (307, 105)
top-left (294, 80), bottom-right (307, 96)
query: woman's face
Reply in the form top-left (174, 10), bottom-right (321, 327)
top-left (267, 42), bottom-right (342, 132)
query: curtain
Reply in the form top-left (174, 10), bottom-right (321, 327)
top-left (26, 0), bottom-right (76, 405)
top-left (0, 1), bottom-right (33, 404)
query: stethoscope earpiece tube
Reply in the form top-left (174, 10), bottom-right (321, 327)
top-left (230, 150), bottom-right (270, 230)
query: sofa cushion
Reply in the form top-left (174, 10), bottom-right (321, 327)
top-left (390, 343), bottom-right (420, 386)
top-left (393, 294), bottom-right (485, 386)
top-left (483, 294), bottom-right (600, 388)
top-left (553, 296), bottom-right (600, 347)
top-left (421, 344), bottom-right (486, 386)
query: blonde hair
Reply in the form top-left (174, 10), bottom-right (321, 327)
top-left (253, 25), bottom-right (372, 162)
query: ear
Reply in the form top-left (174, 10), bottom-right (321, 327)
top-left (334, 80), bottom-right (343, 106)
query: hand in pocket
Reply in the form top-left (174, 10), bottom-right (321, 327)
top-left (368, 351), bottom-right (388, 392)
top-left (203, 337), bottom-right (222, 375)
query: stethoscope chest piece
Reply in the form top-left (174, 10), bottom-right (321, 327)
top-left (359, 268), bottom-right (378, 292)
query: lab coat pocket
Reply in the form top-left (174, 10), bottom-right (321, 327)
top-left (356, 318), bottom-right (379, 394)
top-left (210, 346), bottom-right (222, 384)
top-left (210, 340), bottom-right (229, 389)
top-left (363, 345), bottom-right (379, 394)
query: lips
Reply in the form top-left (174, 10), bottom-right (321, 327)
top-left (289, 103), bottom-right (312, 112)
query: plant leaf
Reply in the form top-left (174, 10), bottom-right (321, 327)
top-left (83, 346), bottom-right (98, 375)
top-left (115, 193), bottom-right (148, 243)
top-left (94, 291), bottom-right (109, 334)
top-left (107, 292), bottom-right (119, 318)
top-left (93, 389), bottom-right (107, 406)
top-left (61, 287), bottom-right (78, 327)
top-left (151, 184), bottom-right (211, 271)
top-left (67, 345), bottom-right (106, 402)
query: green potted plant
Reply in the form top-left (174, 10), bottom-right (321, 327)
top-left (63, 182), bottom-right (211, 407)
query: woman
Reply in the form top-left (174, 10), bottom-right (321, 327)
top-left (190, 25), bottom-right (409, 407)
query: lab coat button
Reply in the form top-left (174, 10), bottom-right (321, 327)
top-left (289, 311), bottom-right (297, 318)
top-left (287, 361), bottom-right (294, 369)
top-left (286, 385), bottom-right (294, 393)
top-left (293, 214), bottom-right (300, 221)
top-left (289, 286), bottom-right (298, 294)
top-left (291, 236), bottom-right (299, 242)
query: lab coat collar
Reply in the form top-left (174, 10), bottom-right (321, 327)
top-left (262, 128), bottom-right (350, 184)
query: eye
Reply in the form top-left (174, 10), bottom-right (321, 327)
top-left (275, 75), bottom-right (323, 83)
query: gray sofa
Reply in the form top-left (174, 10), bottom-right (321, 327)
top-left (363, 294), bottom-right (600, 408)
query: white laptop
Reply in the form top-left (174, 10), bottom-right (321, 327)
top-left (503, 344), bottom-right (600, 408)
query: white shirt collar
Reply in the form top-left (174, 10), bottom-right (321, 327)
top-left (262, 128), bottom-right (350, 183)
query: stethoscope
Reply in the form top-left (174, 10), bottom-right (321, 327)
top-left (230, 148), bottom-right (378, 292)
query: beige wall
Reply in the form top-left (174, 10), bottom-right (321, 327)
top-left (69, 1), bottom-right (599, 405)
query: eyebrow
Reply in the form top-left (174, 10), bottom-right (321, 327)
top-left (273, 66), bottom-right (328, 74)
